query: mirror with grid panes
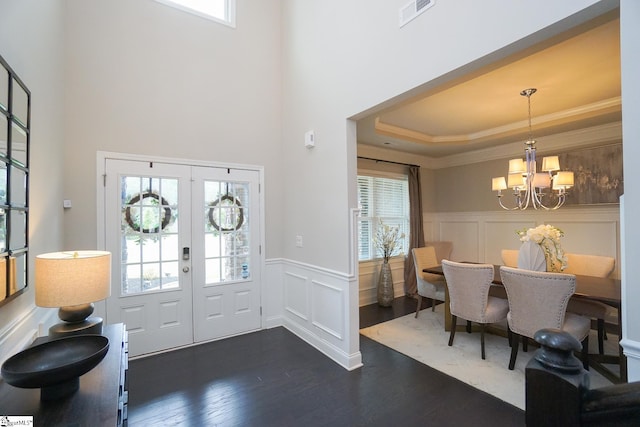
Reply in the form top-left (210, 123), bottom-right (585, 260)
top-left (0, 53), bottom-right (30, 307)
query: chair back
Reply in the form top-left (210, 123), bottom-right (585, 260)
top-left (441, 260), bottom-right (495, 323)
top-left (563, 253), bottom-right (615, 278)
top-left (412, 246), bottom-right (439, 282)
top-left (517, 241), bottom-right (546, 271)
top-left (501, 249), bottom-right (519, 267)
top-left (425, 241), bottom-right (453, 263)
top-left (499, 266), bottom-right (576, 338)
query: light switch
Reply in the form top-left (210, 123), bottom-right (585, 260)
top-left (296, 235), bottom-right (303, 247)
top-left (63, 199), bottom-right (72, 209)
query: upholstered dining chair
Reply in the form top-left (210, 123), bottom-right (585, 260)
top-left (499, 266), bottom-right (590, 370)
top-left (501, 249), bottom-right (519, 268)
top-left (424, 241), bottom-right (453, 264)
top-left (441, 260), bottom-right (509, 360)
top-left (412, 247), bottom-right (446, 318)
top-left (564, 253), bottom-right (616, 355)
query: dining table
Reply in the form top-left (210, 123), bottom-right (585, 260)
top-left (423, 264), bottom-right (625, 383)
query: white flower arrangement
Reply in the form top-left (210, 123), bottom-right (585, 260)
top-left (517, 224), bottom-right (567, 272)
top-left (373, 220), bottom-right (405, 263)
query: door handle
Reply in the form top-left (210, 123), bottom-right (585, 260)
top-left (183, 266), bottom-right (190, 273)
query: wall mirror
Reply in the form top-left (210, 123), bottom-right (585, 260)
top-left (0, 53), bottom-right (30, 307)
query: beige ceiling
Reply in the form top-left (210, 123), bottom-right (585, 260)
top-left (357, 16), bottom-right (621, 158)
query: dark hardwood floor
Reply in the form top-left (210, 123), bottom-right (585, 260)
top-left (128, 297), bottom-right (525, 426)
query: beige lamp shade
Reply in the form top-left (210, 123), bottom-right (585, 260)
top-left (542, 156), bottom-right (560, 172)
top-left (492, 177), bottom-right (507, 191)
top-left (35, 251), bottom-right (111, 308)
top-left (507, 173), bottom-right (525, 189)
top-left (532, 172), bottom-right (551, 189)
top-left (508, 158), bottom-right (526, 174)
top-left (553, 171), bottom-right (575, 189)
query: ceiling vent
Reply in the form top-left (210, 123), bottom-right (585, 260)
top-left (399, 0), bottom-right (435, 28)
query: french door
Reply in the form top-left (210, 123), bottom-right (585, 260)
top-left (103, 158), bottom-right (262, 356)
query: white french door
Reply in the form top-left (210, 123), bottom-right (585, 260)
top-left (103, 158), bottom-right (262, 357)
top-left (191, 166), bottom-right (261, 342)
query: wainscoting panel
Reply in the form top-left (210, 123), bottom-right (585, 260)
top-left (284, 271), bottom-right (309, 321)
top-left (551, 219), bottom-right (618, 257)
top-left (427, 206), bottom-right (621, 277)
top-left (311, 279), bottom-right (344, 340)
top-left (281, 259), bottom-right (362, 370)
top-left (484, 219), bottom-right (536, 265)
top-left (439, 220), bottom-right (480, 262)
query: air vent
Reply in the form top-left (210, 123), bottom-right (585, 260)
top-left (399, 0), bottom-right (435, 28)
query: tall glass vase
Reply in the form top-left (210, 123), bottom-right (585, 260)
top-left (377, 260), bottom-right (394, 307)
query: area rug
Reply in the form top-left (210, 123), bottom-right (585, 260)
top-left (360, 304), bottom-right (613, 410)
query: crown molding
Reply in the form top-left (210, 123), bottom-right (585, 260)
top-left (429, 121), bottom-right (622, 169)
top-left (375, 98), bottom-right (621, 146)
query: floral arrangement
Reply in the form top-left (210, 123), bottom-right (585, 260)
top-left (517, 224), bottom-right (567, 272)
top-left (373, 220), bottom-right (405, 263)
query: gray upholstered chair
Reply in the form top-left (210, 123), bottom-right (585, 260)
top-left (564, 253), bottom-right (616, 355)
top-left (412, 247), bottom-right (446, 318)
top-left (441, 260), bottom-right (509, 360)
top-left (499, 266), bottom-right (590, 370)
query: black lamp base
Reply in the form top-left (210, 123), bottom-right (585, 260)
top-left (49, 317), bottom-right (104, 338)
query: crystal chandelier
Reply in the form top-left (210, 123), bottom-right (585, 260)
top-left (491, 88), bottom-right (574, 210)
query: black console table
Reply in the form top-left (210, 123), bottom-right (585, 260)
top-left (0, 323), bottom-right (129, 426)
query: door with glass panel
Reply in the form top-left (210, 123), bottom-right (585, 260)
top-left (191, 166), bottom-right (261, 342)
top-left (104, 159), bottom-right (262, 356)
top-left (105, 159), bottom-right (193, 356)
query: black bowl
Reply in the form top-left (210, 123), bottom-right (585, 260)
top-left (1, 334), bottom-right (109, 399)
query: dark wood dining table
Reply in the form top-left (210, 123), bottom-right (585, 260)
top-left (423, 264), bottom-right (625, 383)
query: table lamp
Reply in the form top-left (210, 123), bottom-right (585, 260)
top-left (35, 250), bottom-right (111, 338)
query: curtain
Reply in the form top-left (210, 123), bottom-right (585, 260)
top-left (403, 165), bottom-right (424, 296)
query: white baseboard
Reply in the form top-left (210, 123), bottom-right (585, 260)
top-left (283, 317), bottom-right (362, 371)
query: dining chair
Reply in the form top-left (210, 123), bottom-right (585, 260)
top-left (424, 241), bottom-right (453, 264)
top-left (517, 241), bottom-right (546, 271)
top-left (412, 247), bottom-right (446, 318)
top-left (564, 253), bottom-right (616, 355)
top-left (441, 260), bottom-right (509, 360)
top-left (499, 266), bottom-right (590, 370)
top-left (501, 249), bottom-right (519, 267)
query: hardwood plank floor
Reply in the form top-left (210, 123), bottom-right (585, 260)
top-left (128, 297), bottom-right (525, 426)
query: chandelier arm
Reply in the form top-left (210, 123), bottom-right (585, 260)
top-left (531, 186), bottom-right (550, 210)
top-left (497, 195), bottom-right (522, 210)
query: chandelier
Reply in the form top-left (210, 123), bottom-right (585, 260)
top-left (491, 88), bottom-right (574, 210)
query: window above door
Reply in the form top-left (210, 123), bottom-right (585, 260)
top-left (154, 0), bottom-right (236, 27)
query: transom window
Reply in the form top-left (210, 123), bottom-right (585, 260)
top-left (155, 0), bottom-right (236, 27)
top-left (358, 173), bottom-right (409, 261)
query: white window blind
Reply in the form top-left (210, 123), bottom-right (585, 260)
top-left (357, 174), bottom-right (409, 261)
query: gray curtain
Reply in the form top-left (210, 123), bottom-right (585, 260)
top-left (404, 165), bottom-right (425, 296)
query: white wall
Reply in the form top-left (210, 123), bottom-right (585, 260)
top-left (0, 0), bottom-right (65, 363)
top-left (62, 0), bottom-right (284, 256)
top-left (619, 0), bottom-right (640, 379)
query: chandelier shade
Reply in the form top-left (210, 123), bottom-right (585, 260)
top-left (492, 88), bottom-right (574, 210)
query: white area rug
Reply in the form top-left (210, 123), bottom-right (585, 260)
top-left (360, 304), bottom-right (613, 410)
